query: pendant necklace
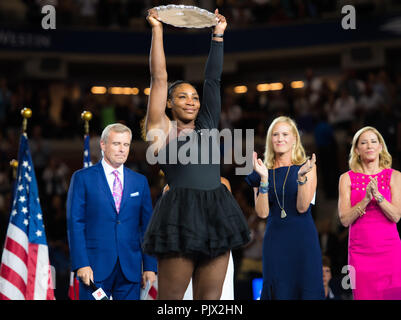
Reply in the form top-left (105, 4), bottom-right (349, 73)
top-left (273, 165), bottom-right (291, 219)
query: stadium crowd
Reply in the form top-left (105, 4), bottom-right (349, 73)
top-left (1, 0), bottom-right (401, 300)
top-left (1, 0), bottom-right (400, 30)
top-left (1, 66), bottom-right (401, 298)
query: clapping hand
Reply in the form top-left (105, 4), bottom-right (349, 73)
top-left (364, 177), bottom-right (376, 201)
top-left (368, 176), bottom-right (380, 200)
top-left (253, 151), bottom-right (268, 180)
top-left (298, 153), bottom-right (316, 178)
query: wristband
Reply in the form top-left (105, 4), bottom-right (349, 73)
top-left (212, 33), bottom-right (224, 38)
top-left (259, 186), bottom-right (268, 194)
top-left (260, 181), bottom-right (268, 188)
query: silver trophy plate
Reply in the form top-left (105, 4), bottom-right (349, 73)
top-left (154, 5), bottom-right (218, 28)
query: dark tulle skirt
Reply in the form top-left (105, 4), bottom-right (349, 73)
top-left (142, 184), bottom-right (250, 259)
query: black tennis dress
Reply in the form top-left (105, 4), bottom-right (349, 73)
top-left (142, 40), bottom-right (250, 259)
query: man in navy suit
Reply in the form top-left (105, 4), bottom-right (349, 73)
top-left (67, 123), bottom-right (157, 300)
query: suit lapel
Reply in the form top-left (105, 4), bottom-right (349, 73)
top-left (96, 162), bottom-right (117, 212)
top-left (118, 167), bottom-right (132, 213)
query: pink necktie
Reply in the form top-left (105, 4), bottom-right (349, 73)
top-left (112, 170), bottom-right (122, 213)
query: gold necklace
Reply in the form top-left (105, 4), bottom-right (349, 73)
top-left (273, 166), bottom-right (291, 219)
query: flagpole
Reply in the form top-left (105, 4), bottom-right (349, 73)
top-left (9, 159), bottom-right (18, 180)
top-left (21, 107), bottom-right (32, 135)
top-left (9, 159), bottom-right (18, 220)
top-left (81, 111), bottom-right (92, 135)
top-left (0, 107), bottom-right (55, 300)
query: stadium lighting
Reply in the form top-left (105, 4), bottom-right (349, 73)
top-left (291, 81), bottom-right (304, 89)
top-left (269, 82), bottom-right (283, 91)
top-left (234, 85), bottom-right (248, 94)
top-left (91, 86), bottom-right (107, 94)
top-left (256, 83), bottom-right (271, 92)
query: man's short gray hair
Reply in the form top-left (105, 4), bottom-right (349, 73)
top-left (100, 123), bottom-right (132, 143)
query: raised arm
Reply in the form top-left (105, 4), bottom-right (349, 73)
top-left (145, 9), bottom-right (170, 136)
top-left (205, 9), bottom-right (226, 78)
top-left (197, 10), bottom-right (226, 129)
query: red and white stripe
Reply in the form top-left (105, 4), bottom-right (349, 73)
top-left (148, 284), bottom-right (158, 300)
top-left (0, 223), bottom-right (54, 300)
top-left (142, 279), bottom-right (158, 300)
top-left (68, 272), bottom-right (80, 300)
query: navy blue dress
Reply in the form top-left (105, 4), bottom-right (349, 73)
top-left (245, 166), bottom-right (324, 300)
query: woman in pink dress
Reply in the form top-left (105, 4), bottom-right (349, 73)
top-left (338, 126), bottom-right (401, 300)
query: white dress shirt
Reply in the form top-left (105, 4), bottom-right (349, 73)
top-left (101, 158), bottom-right (124, 194)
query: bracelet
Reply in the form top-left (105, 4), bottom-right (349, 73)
top-left (356, 206), bottom-right (366, 217)
top-left (375, 194), bottom-right (384, 203)
top-left (297, 176), bottom-right (308, 185)
top-left (260, 181), bottom-right (268, 188)
top-left (259, 186), bottom-right (268, 194)
top-left (212, 33), bottom-right (224, 38)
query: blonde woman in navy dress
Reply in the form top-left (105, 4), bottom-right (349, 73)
top-left (245, 116), bottom-right (324, 299)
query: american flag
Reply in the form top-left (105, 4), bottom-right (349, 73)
top-left (141, 279), bottom-right (157, 300)
top-left (68, 134), bottom-right (92, 300)
top-left (68, 271), bottom-right (79, 300)
top-left (83, 134), bottom-right (92, 168)
top-left (0, 134), bottom-right (55, 300)
top-left (147, 281), bottom-right (158, 300)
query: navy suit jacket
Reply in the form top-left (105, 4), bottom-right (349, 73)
top-left (66, 161), bottom-right (157, 283)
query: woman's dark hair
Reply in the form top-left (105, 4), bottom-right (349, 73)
top-left (322, 255), bottom-right (331, 268)
top-left (167, 80), bottom-right (194, 100)
top-left (166, 80), bottom-right (198, 120)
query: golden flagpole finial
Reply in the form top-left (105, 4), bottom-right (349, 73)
top-left (81, 110), bottom-right (92, 135)
top-left (10, 159), bottom-right (18, 180)
top-left (21, 108), bottom-right (32, 134)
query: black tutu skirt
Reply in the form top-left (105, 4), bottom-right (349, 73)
top-left (142, 184), bottom-right (250, 259)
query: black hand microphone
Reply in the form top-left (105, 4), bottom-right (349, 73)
top-left (89, 280), bottom-right (109, 300)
